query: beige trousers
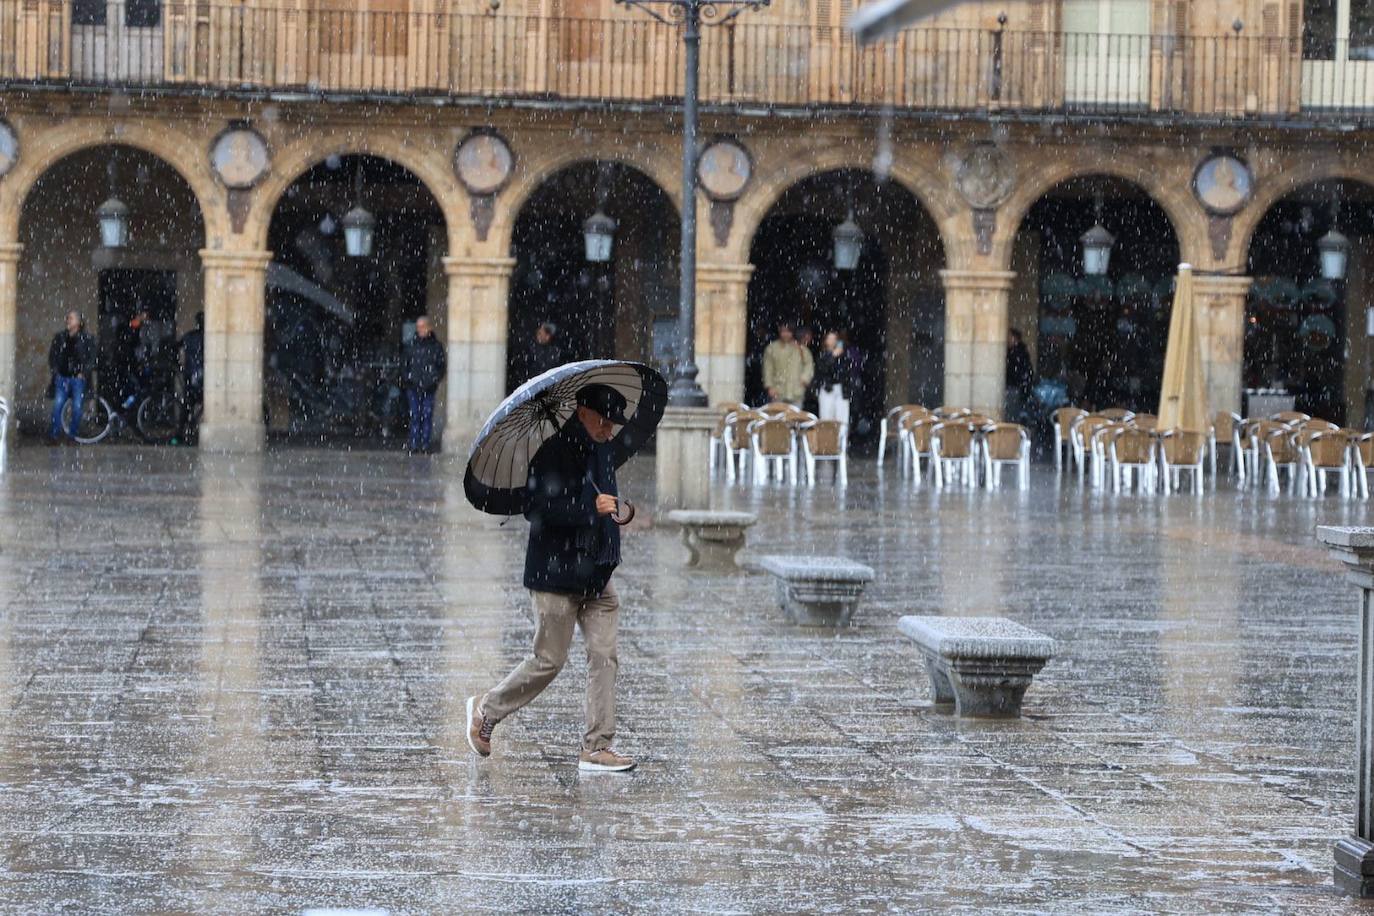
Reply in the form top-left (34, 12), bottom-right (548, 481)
top-left (481, 581), bottom-right (619, 752)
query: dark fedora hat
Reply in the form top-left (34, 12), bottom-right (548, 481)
top-left (576, 383), bottom-right (630, 424)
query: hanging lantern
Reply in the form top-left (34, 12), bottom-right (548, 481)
top-left (832, 212), bottom-right (863, 271)
top-left (97, 197), bottom-right (130, 249)
top-left (342, 205), bottom-right (376, 258)
top-left (1318, 227), bottom-right (1350, 281)
top-left (1080, 222), bottom-right (1115, 277)
top-left (582, 210), bottom-right (617, 263)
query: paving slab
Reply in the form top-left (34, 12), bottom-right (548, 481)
top-left (0, 447), bottom-right (1367, 912)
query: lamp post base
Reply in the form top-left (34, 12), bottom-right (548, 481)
top-left (654, 406), bottom-right (715, 512)
top-left (667, 379), bottom-right (709, 408)
top-left (1335, 838), bottom-right (1374, 897)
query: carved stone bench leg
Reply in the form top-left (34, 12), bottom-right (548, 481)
top-left (946, 659), bottom-right (1041, 718)
top-left (778, 581), bottom-right (859, 626)
top-left (680, 526), bottom-right (702, 567)
top-left (920, 653), bottom-right (956, 706)
top-left (682, 525), bottom-right (746, 571)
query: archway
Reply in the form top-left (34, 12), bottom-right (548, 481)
top-left (17, 144), bottom-right (205, 438)
top-left (506, 161), bottom-right (679, 391)
top-left (1009, 176), bottom-right (1180, 419)
top-left (265, 154), bottom-right (447, 446)
top-left (746, 168), bottom-right (945, 444)
top-left (1244, 179), bottom-right (1374, 425)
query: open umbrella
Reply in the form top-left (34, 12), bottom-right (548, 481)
top-left (463, 359), bottom-right (668, 516)
top-left (1157, 264), bottom-right (1209, 433)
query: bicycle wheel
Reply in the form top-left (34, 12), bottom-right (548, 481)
top-left (62, 395), bottom-right (114, 444)
top-left (136, 391), bottom-right (182, 444)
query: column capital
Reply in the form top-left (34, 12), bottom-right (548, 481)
top-left (1191, 274), bottom-right (1253, 296)
top-left (697, 262), bottom-right (755, 284)
top-left (199, 249), bottom-right (273, 272)
top-left (0, 243), bottom-right (22, 265)
top-left (443, 256), bottom-right (516, 280)
top-left (939, 269), bottom-right (1017, 293)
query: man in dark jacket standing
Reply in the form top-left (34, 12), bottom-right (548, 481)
top-left (1005, 328), bottom-right (1035, 424)
top-left (467, 383), bottom-right (636, 773)
top-left (525, 321), bottom-right (563, 383)
top-left (48, 310), bottom-right (95, 444)
top-left (400, 315), bottom-right (446, 453)
top-left (178, 312), bottom-right (205, 443)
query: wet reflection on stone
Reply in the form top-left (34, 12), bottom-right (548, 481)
top-left (0, 447), bottom-right (1368, 911)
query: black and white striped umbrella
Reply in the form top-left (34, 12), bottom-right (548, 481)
top-left (463, 359), bottom-right (668, 516)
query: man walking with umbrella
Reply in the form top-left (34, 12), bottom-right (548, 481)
top-left (466, 381), bottom-right (644, 772)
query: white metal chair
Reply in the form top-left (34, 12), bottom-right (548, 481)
top-left (722, 409), bottom-right (763, 483)
top-left (1072, 415), bottom-right (1112, 485)
top-left (1160, 429), bottom-right (1206, 495)
top-left (749, 417), bottom-right (799, 486)
top-left (900, 412), bottom-right (937, 485)
top-left (0, 397), bottom-right (9, 473)
top-left (1110, 427), bottom-right (1157, 493)
top-left (1304, 430), bottom-right (1353, 498)
top-left (708, 402), bottom-right (743, 477)
top-left (1263, 426), bottom-right (1304, 495)
top-left (983, 423), bottom-right (1030, 490)
top-left (1080, 418), bottom-right (1124, 489)
top-left (931, 421), bottom-right (977, 489)
top-left (1209, 411), bottom-right (1244, 481)
top-left (800, 419), bottom-right (847, 486)
top-left (877, 404), bottom-right (925, 467)
top-left (1052, 407), bottom-right (1086, 473)
top-left (1353, 433), bottom-right (1374, 499)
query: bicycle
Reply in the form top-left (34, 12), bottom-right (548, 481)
top-left (62, 384), bottom-right (182, 445)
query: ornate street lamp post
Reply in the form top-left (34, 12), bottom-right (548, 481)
top-left (615, 0), bottom-right (770, 406)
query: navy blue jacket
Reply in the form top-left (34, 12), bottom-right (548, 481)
top-left (523, 417), bottom-right (620, 597)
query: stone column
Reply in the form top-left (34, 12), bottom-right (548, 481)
top-left (655, 406), bottom-right (715, 513)
top-left (1316, 526), bottom-right (1374, 898)
top-left (1193, 274), bottom-right (1251, 418)
top-left (441, 256), bottom-right (515, 455)
top-left (941, 269), bottom-right (1016, 417)
top-left (199, 250), bottom-right (271, 452)
top-left (696, 262), bottom-right (753, 406)
top-left (0, 243), bottom-right (20, 425)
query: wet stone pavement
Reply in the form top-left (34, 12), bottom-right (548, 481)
top-left (1, 446), bottom-right (1373, 913)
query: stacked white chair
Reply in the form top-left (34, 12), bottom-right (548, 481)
top-left (983, 423), bottom-right (1030, 491)
top-left (800, 419), bottom-right (848, 486)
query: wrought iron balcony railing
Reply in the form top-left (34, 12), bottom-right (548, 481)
top-left (1, 5), bottom-right (1371, 122)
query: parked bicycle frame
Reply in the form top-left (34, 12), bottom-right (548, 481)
top-left (62, 368), bottom-right (183, 445)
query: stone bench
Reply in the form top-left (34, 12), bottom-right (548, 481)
top-left (666, 510), bottom-right (758, 570)
top-left (898, 615), bottom-right (1055, 719)
top-left (758, 555), bottom-right (875, 626)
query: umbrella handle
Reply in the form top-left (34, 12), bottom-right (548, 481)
top-left (611, 497), bottom-right (636, 527)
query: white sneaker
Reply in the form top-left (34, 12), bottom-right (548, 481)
top-left (578, 748), bottom-right (636, 772)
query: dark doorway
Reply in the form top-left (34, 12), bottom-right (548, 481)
top-left (265, 154), bottom-right (445, 445)
top-left (747, 214), bottom-right (889, 438)
top-left (509, 210), bottom-right (617, 369)
top-left (1245, 180), bottom-right (1374, 426)
top-left (746, 169), bottom-right (944, 446)
top-left (507, 162), bottom-right (678, 391)
top-left (1015, 178), bottom-right (1180, 416)
top-left (97, 268), bottom-right (177, 405)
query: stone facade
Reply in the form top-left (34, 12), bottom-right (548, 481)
top-left (0, 1), bottom-right (1371, 447)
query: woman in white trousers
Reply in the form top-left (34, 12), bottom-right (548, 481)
top-left (815, 331), bottom-right (856, 426)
